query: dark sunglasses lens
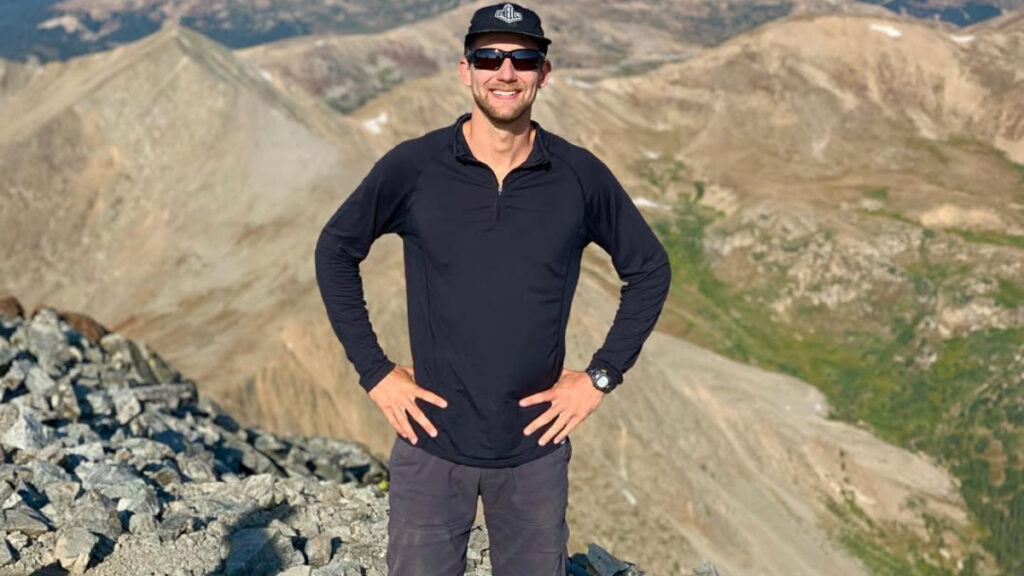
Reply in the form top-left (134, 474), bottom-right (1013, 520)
top-left (471, 49), bottom-right (504, 70)
top-left (510, 51), bottom-right (543, 70)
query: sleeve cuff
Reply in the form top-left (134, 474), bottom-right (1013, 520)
top-left (361, 358), bottom-right (397, 394)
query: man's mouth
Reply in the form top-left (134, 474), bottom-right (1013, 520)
top-left (490, 88), bottom-right (521, 100)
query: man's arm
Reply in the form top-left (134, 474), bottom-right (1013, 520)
top-left (314, 145), bottom-right (417, 394)
top-left (582, 154), bottom-right (672, 387)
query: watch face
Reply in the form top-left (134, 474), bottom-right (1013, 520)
top-left (590, 369), bottom-right (610, 389)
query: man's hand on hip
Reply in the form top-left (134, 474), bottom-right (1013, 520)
top-left (368, 365), bottom-right (447, 445)
top-left (519, 368), bottom-right (605, 446)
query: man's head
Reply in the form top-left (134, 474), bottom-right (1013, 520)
top-left (459, 3), bottom-right (552, 125)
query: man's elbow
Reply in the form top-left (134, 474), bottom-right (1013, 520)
top-left (315, 229), bottom-right (363, 270)
top-left (653, 246), bottom-right (672, 297)
top-left (313, 230), bottom-right (336, 275)
top-left (620, 246), bottom-right (671, 297)
top-left (314, 228), bottom-right (333, 258)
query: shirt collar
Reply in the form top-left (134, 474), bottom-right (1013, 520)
top-left (451, 112), bottom-right (551, 168)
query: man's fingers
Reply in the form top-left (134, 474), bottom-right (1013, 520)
top-left (417, 388), bottom-right (449, 409)
top-left (405, 403), bottom-right (438, 438)
top-left (382, 408), bottom-right (405, 441)
top-left (519, 391), bottom-right (549, 407)
top-left (391, 405), bottom-right (418, 444)
top-left (539, 412), bottom-right (572, 446)
top-left (552, 415), bottom-right (581, 444)
top-left (523, 407), bottom-right (559, 436)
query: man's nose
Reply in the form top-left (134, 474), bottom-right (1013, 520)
top-left (496, 57), bottom-right (517, 81)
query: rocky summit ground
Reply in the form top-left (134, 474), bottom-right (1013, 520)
top-left (0, 296), bottom-right (667, 576)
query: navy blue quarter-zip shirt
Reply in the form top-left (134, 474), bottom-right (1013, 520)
top-left (315, 113), bottom-right (671, 467)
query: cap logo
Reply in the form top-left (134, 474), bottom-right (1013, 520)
top-left (494, 3), bottom-right (523, 24)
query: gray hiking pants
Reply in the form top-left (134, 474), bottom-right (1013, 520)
top-left (386, 436), bottom-right (572, 576)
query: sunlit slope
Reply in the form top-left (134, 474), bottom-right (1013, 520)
top-left (0, 24), bottom-right (410, 455)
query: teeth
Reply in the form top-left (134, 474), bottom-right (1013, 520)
top-left (493, 90), bottom-right (518, 95)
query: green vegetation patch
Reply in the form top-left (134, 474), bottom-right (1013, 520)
top-left (992, 278), bottom-right (1024, 309)
top-left (822, 490), bottom-right (983, 576)
top-left (652, 194), bottom-right (1021, 575)
top-left (946, 228), bottom-right (1024, 250)
top-left (864, 186), bottom-right (891, 201)
top-left (1013, 162), bottom-right (1024, 182)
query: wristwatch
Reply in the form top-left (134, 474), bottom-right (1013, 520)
top-left (586, 367), bottom-right (617, 394)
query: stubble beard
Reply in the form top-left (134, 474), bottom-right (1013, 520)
top-left (472, 84), bottom-right (535, 125)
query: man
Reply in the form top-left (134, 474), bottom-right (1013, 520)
top-left (314, 3), bottom-right (671, 575)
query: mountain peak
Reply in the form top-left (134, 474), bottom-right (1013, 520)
top-left (0, 23), bottom-right (310, 147)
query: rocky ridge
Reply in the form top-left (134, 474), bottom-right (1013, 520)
top-left (0, 296), bottom-right (657, 576)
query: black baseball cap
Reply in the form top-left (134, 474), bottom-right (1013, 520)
top-left (464, 2), bottom-right (552, 52)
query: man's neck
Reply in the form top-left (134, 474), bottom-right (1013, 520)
top-left (462, 109), bottom-right (535, 176)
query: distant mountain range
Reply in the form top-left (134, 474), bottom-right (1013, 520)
top-left (0, 0), bottom-right (1018, 62)
top-left (0, 0), bottom-right (472, 61)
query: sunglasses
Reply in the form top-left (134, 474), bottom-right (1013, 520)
top-left (465, 48), bottom-right (546, 71)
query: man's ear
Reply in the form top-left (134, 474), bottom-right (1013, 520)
top-left (538, 59), bottom-right (552, 88)
top-left (458, 57), bottom-right (472, 87)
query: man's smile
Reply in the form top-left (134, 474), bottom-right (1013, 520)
top-left (489, 88), bottom-right (522, 100)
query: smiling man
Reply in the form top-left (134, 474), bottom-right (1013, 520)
top-left (314, 3), bottom-right (671, 575)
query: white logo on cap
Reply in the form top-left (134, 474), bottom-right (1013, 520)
top-left (494, 3), bottom-right (523, 24)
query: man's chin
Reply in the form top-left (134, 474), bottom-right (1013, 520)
top-left (477, 102), bottom-right (530, 125)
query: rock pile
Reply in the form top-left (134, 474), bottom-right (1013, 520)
top-left (0, 298), bottom-right (655, 576)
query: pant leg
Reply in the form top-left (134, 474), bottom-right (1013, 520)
top-left (480, 439), bottom-right (572, 576)
top-left (387, 436), bottom-right (481, 576)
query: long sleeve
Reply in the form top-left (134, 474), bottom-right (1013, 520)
top-left (581, 154), bottom-right (672, 386)
top-left (314, 145), bottom-right (418, 394)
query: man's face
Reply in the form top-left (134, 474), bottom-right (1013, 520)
top-left (459, 32), bottom-right (552, 125)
